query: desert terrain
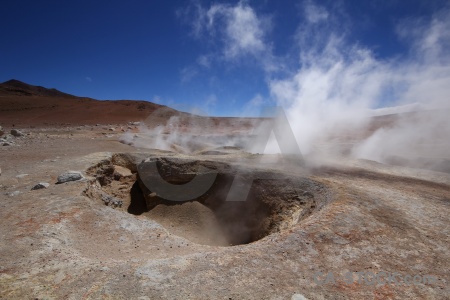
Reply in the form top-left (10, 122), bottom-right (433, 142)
top-left (0, 80), bottom-right (449, 299)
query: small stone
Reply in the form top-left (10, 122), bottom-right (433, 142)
top-left (101, 192), bottom-right (123, 208)
top-left (8, 191), bottom-right (20, 197)
top-left (0, 126), bottom-right (4, 136)
top-left (113, 165), bottom-right (133, 178)
top-left (31, 182), bottom-right (50, 190)
top-left (16, 174), bottom-right (29, 178)
top-left (302, 191), bottom-right (314, 198)
top-left (57, 171), bottom-right (84, 183)
top-left (2, 142), bottom-right (13, 146)
top-left (10, 129), bottom-right (24, 137)
top-left (108, 128), bottom-right (115, 131)
top-left (291, 294), bottom-right (309, 300)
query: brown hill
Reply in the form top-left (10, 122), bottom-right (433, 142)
top-left (0, 79), bottom-right (181, 126)
top-left (0, 79), bottom-right (75, 97)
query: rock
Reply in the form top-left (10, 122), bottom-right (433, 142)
top-left (57, 171), bottom-right (84, 183)
top-left (8, 191), bottom-right (20, 197)
top-left (0, 126), bottom-right (4, 136)
top-left (2, 142), bottom-right (13, 146)
top-left (10, 129), bottom-right (24, 137)
top-left (16, 174), bottom-right (29, 178)
top-left (109, 128), bottom-right (115, 131)
top-left (302, 191), bottom-right (314, 198)
top-left (292, 294), bottom-right (309, 300)
top-left (101, 192), bottom-right (123, 208)
top-left (31, 182), bottom-right (50, 190)
top-left (113, 165), bottom-right (133, 179)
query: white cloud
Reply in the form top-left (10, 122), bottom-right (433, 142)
top-left (238, 94), bottom-right (270, 117)
top-left (85, 76), bottom-right (92, 82)
top-left (205, 94), bottom-right (217, 107)
top-left (176, 1), bottom-right (208, 38)
top-left (197, 54), bottom-right (212, 68)
top-left (304, 0), bottom-right (328, 23)
top-left (183, 1), bottom-right (269, 60)
top-left (180, 66), bottom-right (198, 83)
top-left (152, 95), bottom-right (162, 104)
top-left (215, 2), bottom-right (266, 59)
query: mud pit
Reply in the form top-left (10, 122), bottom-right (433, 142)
top-left (85, 153), bottom-right (328, 246)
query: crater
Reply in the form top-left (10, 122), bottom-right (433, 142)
top-left (84, 153), bottom-right (329, 247)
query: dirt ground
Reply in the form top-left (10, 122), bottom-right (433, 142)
top-left (0, 81), bottom-right (449, 299)
top-left (0, 123), bottom-right (448, 300)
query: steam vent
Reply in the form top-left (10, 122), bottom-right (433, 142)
top-left (85, 152), bottom-right (329, 246)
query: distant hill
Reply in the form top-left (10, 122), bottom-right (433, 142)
top-left (0, 79), bottom-right (182, 126)
top-left (0, 79), bottom-right (76, 97)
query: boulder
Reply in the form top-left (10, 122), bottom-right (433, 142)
top-left (10, 129), bottom-right (24, 137)
top-left (31, 182), bottom-right (50, 190)
top-left (57, 171), bottom-right (84, 184)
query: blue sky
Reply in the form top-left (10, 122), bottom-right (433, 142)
top-left (1, 0), bottom-right (449, 116)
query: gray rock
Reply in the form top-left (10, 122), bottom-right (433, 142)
top-left (8, 191), bottom-right (20, 197)
top-left (0, 126), bottom-right (4, 136)
top-left (16, 174), bottom-right (29, 178)
top-left (108, 128), bottom-right (115, 131)
top-left (101, 192), bottom-right (123, 208)
top-left (2, 142), bottom-right (13, 146)
top-left (302, 191), bottom-right (314, 198)
top-left (57, 171), bottom-right (84, 183)
top-left (10, 129), bottom-right (24, 137)
top-left (31, 182), bottom-right (50, 190)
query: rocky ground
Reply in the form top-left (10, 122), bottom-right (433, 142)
top-left (0, 124), bottom-right (448, 299)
